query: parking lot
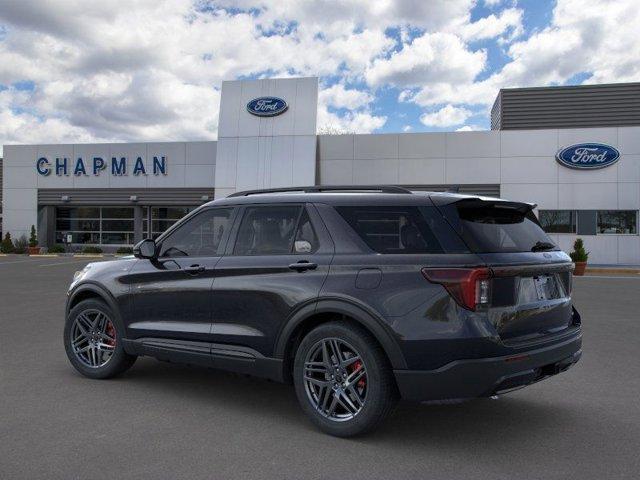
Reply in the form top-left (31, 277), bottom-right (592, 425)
top-left (1, 255), bottom-right (639, 479)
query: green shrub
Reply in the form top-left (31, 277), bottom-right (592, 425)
top-left (116, 247), bottom-right (133, 254)
top-left (1, 233), bottom-right (14, 253)
top-left (569, 238), bottom-right (589, 262)
top-left (29, 225), bottom-right (38, 247)
top-left (48, 244), bottom-right (66, 254)
top-left (82, 246), bottom-right (103, 254)
top-left (13, 235), bottom-right (28, 254)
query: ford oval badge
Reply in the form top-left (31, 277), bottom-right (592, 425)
top-left (556, 143), bottom-right (620, 170)
top-left (246, 97), bottom-right (288, 117)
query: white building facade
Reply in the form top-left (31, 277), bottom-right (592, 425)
top-left (2, 77), bottom-right (639, 264)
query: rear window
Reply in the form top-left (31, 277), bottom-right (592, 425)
top-left (441, 200), bottom-right (557, 253)
top-left (335, 206), bottom-right (469, 254)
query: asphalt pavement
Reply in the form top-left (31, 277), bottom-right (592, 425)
top-left (1, 255), bottom-right (639, 479)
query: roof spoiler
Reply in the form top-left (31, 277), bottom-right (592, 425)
top-left (430, 194), bottom-right (537, 211)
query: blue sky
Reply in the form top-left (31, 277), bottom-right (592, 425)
top-left (0, 0), bottom-right (638, 150)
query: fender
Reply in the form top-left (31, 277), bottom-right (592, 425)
top-left (274, 296), bottom-right (407, 370)
top-left (66, 282), bottom-right (125, 331)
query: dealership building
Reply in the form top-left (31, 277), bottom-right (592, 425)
top-left (2, 78), bottom-right (640, 264)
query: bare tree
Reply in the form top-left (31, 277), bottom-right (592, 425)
top-left (317, 124), bottom-right (355, 135)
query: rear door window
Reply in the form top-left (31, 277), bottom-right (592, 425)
top-left (334, 206), bottom-right (468, 254)
top-left (232, 205), bottom-right (320, 255)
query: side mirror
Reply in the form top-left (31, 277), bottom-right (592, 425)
top-left (133, 238), bottom-right (157, 259)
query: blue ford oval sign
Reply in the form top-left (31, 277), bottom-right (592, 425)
top-left (246, 97), bottom-right (288, 117)
top-left (556, 143), bottom-right (620, 170)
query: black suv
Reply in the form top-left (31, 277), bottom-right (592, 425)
top-left (64, 186), bottom-right (582, 436)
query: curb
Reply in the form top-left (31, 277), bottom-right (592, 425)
top-left (584, 268), bottom-right (640, 276)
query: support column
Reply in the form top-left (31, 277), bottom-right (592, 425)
top-left (37, 206), bottom-right (56, 248)
top-left (133, 206), bottom-right (145, 243)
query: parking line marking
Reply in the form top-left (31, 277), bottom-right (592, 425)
top-left (39, 259), bottom-right (101, 267)
top-left (0, 259), bottom-right (44, 265)
top-left (576, 275), bottom-right (640, 279)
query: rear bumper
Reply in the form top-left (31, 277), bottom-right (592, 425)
top-left (394, 330), bottom-right (582, 402)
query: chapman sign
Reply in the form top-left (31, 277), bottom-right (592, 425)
top-left (36, 156), bottom-right (168, 177)
top-left (556, 143), bottom-right (620, 170)
top-left (246, 97), bottom-right (288, 117)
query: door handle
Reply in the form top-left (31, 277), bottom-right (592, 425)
top-left (288, 260), bottom-right (318, 272)
top-left (184, 264), bottom-right (206, 275)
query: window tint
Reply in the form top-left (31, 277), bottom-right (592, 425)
top-left (442, 200), bottom-right (556, 253)
top-left (160, 208), bottom-right (232, 257)
top-left (335, 206), bottom-right (462, 254)
top-left (597, 210), bottom-right (637, 234)
top-left (538, 210), bottom-right (577, 233)
top-left (294, 209), bottom-right (319, 253)
top-left (234, 206), bottom-right (302, 255)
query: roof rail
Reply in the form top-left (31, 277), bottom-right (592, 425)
top-left (228, 185), bottom-right (413, 197)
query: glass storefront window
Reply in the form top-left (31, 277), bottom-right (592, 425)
top-left (538, 210), bottom-right (577, 233)
top-left (55, 206), bottom-right (134, 246)
top-left (56, 207), bottom-right (100, 219)
top-left (597, 211), bottom-right (638, 234)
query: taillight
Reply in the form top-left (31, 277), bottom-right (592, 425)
top-left (421, 267), bottom-right (491, 311)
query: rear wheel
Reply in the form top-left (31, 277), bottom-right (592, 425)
top-left (293, 321), bottom-right (397, 437)
top-left (64, 299), bottom-right (136, 379)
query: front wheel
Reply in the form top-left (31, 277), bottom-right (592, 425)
top-left (64, 299), bottom-right (137, 379)
top-left (293, 321), bottom-right (397, 437)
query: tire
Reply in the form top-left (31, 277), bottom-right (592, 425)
top-left (64, 298), bottom-right (137, 379)
top-left (293, 321), bottom-right (397, 437)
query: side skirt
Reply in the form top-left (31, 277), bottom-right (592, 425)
top-left (122, 337), bottom-right (285, 383)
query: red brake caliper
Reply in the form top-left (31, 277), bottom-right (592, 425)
top-left (105, 321), bottom-right (116, 347)
top-left (350, 360), bottom-right (366, 389)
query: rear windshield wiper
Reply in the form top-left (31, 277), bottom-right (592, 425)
top-left (531, 241), bottom-right (556, 252)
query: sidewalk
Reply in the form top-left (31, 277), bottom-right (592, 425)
top-left (584, 265), bottom-right (640, 276)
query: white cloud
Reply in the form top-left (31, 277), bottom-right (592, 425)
top-left (317, 82), bottom-right (384, 133)
top-left (456, 124), bottom-right (484, 131)
top-left (317, 107), bottom-right (387, 134)
top-left (319, 84), bottom-right (373, 110)
top-left (420, 105), bottom-right (472, 127)
top-left (402, 125), bottom-right (412, 132)
top-left (366, 32), bottom-right (486, 87)
top-left (458, 7), bottom-right (523, 42)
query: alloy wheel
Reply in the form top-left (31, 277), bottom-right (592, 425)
top-left (70, 309), bottom-right (117, 368)
top-left (303, 338), bottom-right (368, 422)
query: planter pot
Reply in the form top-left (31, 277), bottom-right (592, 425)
top-left (27, 246), bottom-right (41, 255)
top-left (573, 261), bottom-right (587, 276)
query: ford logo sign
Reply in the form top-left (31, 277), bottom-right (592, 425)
top-left (246, 97), bottom-right (288, 117)
top-left (556, 143), bottom-right (620, 170)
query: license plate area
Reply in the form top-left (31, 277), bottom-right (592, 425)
top-left (534, 275), bottom-right (552, 300)
top-left (516, 274), bottom-right (564, 304)
top-left (533, 275), bottom-right (564, 300)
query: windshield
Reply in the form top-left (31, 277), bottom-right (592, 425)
top-left (440, 199), bottom-right (557, 253)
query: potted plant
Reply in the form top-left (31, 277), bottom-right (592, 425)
top-left (570, 238), bottom-right (589, 276)
top-left (28, 225), bottom-right (40, 255)
top-left (1, 232), bottom-right (14, 253)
